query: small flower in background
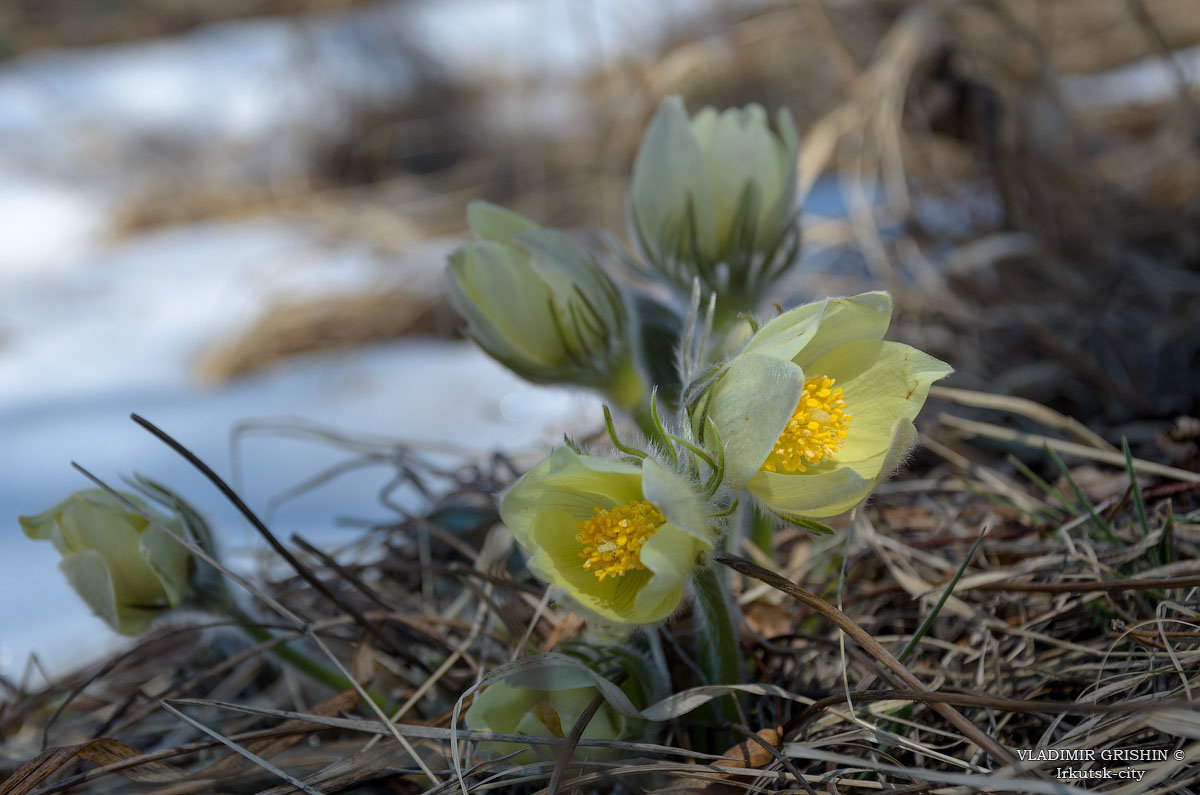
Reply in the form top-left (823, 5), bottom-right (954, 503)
top-left (19, 489), bottom-right (198, 635)
top-left (464, 675), bottom-right (628, 761)
top-left (630, 96), bottom-right (799, 310)
top-left (446, 201), bottom-right (642, 408)
top-left (705, 292), bottom-right (952, 521)
top-left (500, 446), bottom-right (717, 625)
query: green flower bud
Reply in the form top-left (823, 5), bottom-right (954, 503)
top-left (20, 489), bottom-right (198, 635)
top-left (447, 202), bottom-right (634, 393)
top-left (705, 292), bottom-right (952, 521)
top-left (500, 446), bottom-right (717, 626)
top-left (630, 96), bottom-right (800, 309)
top-left (465, 673), bottom-right (629, 762)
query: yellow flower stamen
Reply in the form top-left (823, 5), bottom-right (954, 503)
top-left (576, 499), bottom-right (665, 581)
top-left (762, 375), bottom-right (852, 473)
top-left (531, 696), bottom-right (565, 737)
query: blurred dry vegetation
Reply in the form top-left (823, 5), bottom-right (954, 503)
top-left (23, 0), bottom-right (1193, 447)
top-left (4, 1), bottom-right (1200, 792)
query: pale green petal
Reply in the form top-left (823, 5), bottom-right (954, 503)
top-left (808, 339), bottom-right (952, 463)
top-left (745, 292), bottom-right (893, 364)
top-left (749, 419), bottom-right (917, 519)
top-left (58, 495), bottom-right (165, 606)
top-left (448, 241), bottom-right (563, 365)
top-left (633, 523), bottom-right (702, 624)
top-left (139, 522), bottom-right (193, 607)
top-left (696, 105), bottom-right (783, 252)
top-left (631, 96), bottom-right (717, 260)
top-left (541, 447), bottom-right (643, 506)
top-left (19, 507), bottom-right (68, 551)
top-left (748, 467), bottom-right (872, 520)
top-left (793, 292), bottom-right (895, 368)
top-left (466, 680), bottom-right (537, 733)
top-left (60, 551), bottom-right (159, 636)
top-left (740, 298), bottom-right (825, 359)
top-left (466, 200), bottom-right (539, 243)
top-left (765, 107), bottom-right (799, 232)
top-left (59, 551), bottom-right (121, 632)
top-left (641, 458), bottom-right (712, 543)
top-left (706, 354), bottom-right (804, 489)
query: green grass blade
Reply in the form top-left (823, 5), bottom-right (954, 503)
top-left (898, 526), bottom-right (987, 665)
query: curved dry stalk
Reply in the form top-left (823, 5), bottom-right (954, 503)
top-left (710, 551), bottom-right (1019, 768)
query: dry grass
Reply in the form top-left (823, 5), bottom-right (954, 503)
top-left (4, 1), bottom-right (1200, 792)
top-left (2, 396), bottom-right (1199, 793)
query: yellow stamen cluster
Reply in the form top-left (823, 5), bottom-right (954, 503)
top-left (576, 499), bottom-right (665, 581)
top-left (531, 696), bottom-right (565, 737)
top-left (762, 375), bottom-right (851, 473)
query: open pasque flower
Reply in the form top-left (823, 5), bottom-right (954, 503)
top-left (704, 292), bottom-right (952, 520)
top-left (630, 96), bottom-right (799, 305)
top-left (20, 489), bottom-right (197, 635)
top-left (500, 446), bottom-right (717, 625)
top-left (447, 202), bottom-right (640, 405)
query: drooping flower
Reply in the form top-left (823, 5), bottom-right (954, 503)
top-left (630, 96), bottom-right (799, 307)
top-left (704, 292), bottom-right (952, 520)
top-left (500, 446), bottom-right (717, 625)
top-left (19, 489), bottom-right (198, 635)
top-left (447, 202), bottom-right (642, 407)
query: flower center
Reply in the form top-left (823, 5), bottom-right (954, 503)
top-left (762, 375), bottom-right (852, 473)
top-left (531, 696), bottom-right (565, 737)
top-left (576, 499), bottom-right (665, 581)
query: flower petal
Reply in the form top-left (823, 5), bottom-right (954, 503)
top-left (706, 354), bottom-right (805, 489)
top-left (58, 493), bottom-right (166, 607)
top-left (749, 418), bottom-right (917, 518)
top-left (466, 680), bottom-right (537, 734)
top-left (694, 105), bottom-right (784, 252)
top-left (448, 241), bottom-right (563, 366)
top-left (743, 292), bottom-right (892, 363)
top-left (466, 200), bottom-right (539, 243)
top-left (60, 550), bottom-right (159, 636)
top-left (139, 521), bottom-right (193, 607)
top-left (641, 458), bottom-right (712, 543)
top-left (631, 96), bottom-right (717, 260)
top-left (808, 339), bottom-right (951, 464)
top-left (633, 523), bottom-right (704, 624)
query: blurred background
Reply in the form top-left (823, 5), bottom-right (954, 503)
top-left (2, 0), bottom-right (1198, 679)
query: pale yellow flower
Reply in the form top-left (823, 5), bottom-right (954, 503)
top-left (500, 446), bottom-right (716, 625)
top-left (706, 292), bottom-right (952, 520)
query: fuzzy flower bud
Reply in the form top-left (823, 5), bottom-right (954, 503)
top-left (630, 96), bottom-right (799, 309)
top-left (19, 489), bottom-right (199, 635)
top-left (465, 672), bottom-right (629, 761)
top-left (447, 202), bottom-right (636, 398)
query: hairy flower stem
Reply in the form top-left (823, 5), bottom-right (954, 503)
top-left (230, 606), bottom-right (389, 710)
top-left (692, 565), bottom-right (743, 749)
top-left (749, 505), bottom-right (775, 556)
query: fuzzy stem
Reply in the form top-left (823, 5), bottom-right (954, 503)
top-left (749, 505), bottom-right (775, 556)
top-left (691, 565), bottom-right (743, 746)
